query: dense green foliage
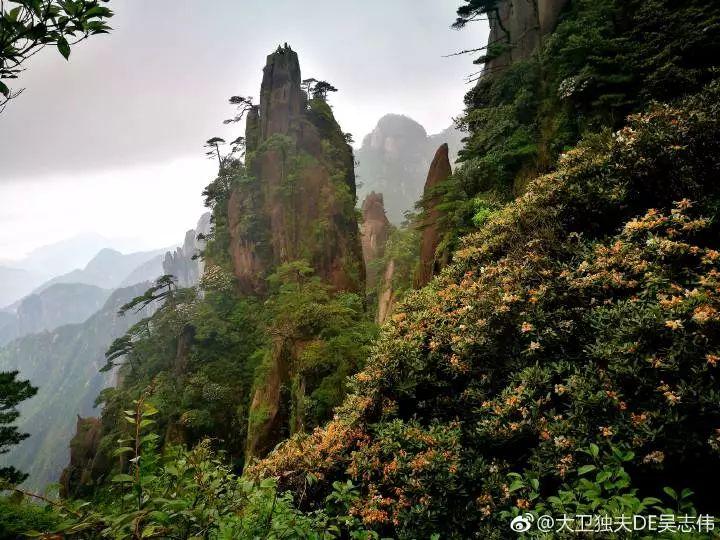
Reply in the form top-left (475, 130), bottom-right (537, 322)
top-left (0, 494), bottom-right (59, 539)
top-left (0, 371), bottom-right (36, 485)
top-left (255, 84), bottom-right (720, 538)
top-left (441, 0), bottom-right (720, 255)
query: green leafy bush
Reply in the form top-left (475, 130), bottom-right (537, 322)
top-left (254, 83), bottom-right (720, 538)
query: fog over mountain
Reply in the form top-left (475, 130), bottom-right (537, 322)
top-left (36, 248), bottom-right (168, 293)
top-left (0, 283), bottom-right (157, 490)
top-left (356, 114), bottom-right (464, 223)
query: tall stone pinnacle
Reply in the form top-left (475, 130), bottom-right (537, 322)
top-left (259, 44), bottom-right (304, 139)
top-left (415, 143), bottom-right (452, 288)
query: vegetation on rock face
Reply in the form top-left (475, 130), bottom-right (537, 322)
top-left (253, 85), bottom-right (720, 537)
top-left (441, 0), bottom-right (720, 258)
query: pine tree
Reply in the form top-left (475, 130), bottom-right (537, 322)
top-left (0, 371), bottom-right (37, 486)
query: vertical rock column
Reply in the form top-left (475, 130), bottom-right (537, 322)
top-left (228, 45), bottom-right (365, 459)
top-left (360, 192), bottom-right (391, 289)
top-left (414, 144), bottom-right (452, 288)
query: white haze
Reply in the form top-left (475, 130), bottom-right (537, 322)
top-left (0, 0), bottom-right (486, 263)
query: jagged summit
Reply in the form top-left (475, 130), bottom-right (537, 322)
top-left (259, 44), bottom-right (304, 139)
top-left (229, 46), bottom-right (364, 296)
top-left (225, 47), bottom-right (366, 458)
top-left (414, 143), bottom-right (452, 288)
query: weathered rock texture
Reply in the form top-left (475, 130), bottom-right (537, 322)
top-left (228, 45), bottom-right (364, 296)
top-left (232, 46), bottom-right (365, 459)
top-left (59, 416), bottom-right (104, 498)
top-left (414, 144), bottom-right (452, 288)
top-left (163, 213), bottom-right (211, 288)
top-left (360, 192), bottom-right (391, 288)
top-left (376, 259), bottom-right (396, 325)
top-left (485, 0), bottom-right (570, 74)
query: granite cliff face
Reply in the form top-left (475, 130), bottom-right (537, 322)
top-left (485, 0), bottom-right (570, 73)
top-left (59, 416), bottom-right (103, 498)
top-left (415, 144), bottom-right (452, 288)
top-left (227, 46), bottom-right (365, 459)
top-left (360, 192), bottom-right (391, 289)
top-left (228, 45), bottom-right (364, 296)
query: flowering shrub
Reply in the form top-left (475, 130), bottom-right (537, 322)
top-left (253, 84), bottom-right (720, 538)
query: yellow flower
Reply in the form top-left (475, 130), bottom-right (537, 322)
top-left (643, 450), bottom-right (665, 464)
top-left (693, 305), bottom-right (718, 324)
top-left (665, 319), bottom-right (684, 330)
top-left (520, 322), bottom-right (534, 333)
top-left (707, 354), bottom-right (719, 367)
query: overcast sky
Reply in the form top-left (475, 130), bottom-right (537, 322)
top-left (0, 0), bottom-right (486, 261)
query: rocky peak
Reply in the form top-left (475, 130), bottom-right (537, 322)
top-left (260, 44), bottom-right (304, 139)
top-left (360, 192), bottom-right (391, 288)
top-left (228, 46), bottom-right (364, 295)
top-left (356, 114), bottom-right (463, 223)
top-left (163, 213), bottom-right (212, 288)
top-left (414, 143), bottom-right (452, 288)
top-left (228, 47), bottom-right (365, 459)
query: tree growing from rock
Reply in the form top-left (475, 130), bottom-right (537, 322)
top-left (204, 137), bottom-right (226, 168)
top-left (223, 95), bottom-right (254, 125)
top-left (311, 80), bottom-right (337, 101)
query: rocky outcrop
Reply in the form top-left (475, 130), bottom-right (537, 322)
top-left (356, 115), bottom-right (463, 223)
top-left (228, 45), bottom-right (364, 295)
top-left (163, 213), bottom-right (212, 288)
top-left (376, 259), bottom-right (396, 325)
top-left (414, 144), bottom-right (452, 288)
top-left (232, 46), bottom-right (365, 459)
top-left (360, 192), bottom-right (391, 288)
top-left (59, 416), bottom-right (103, 498)
top-left (485, 0), bottom-right (570, 74)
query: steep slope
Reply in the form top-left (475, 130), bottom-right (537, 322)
top-left (255, 86), bottom-right (720, 536)
top-left (222, 45), bottom-right (367, 458)
top-left (0, 266), bottom-right (45, 309)
top-left (0, 284), bottom-right (155, 490)
top-left (0, 284), bottom-right (111, 347)
top-left (59, 47), bottom-right (376, 496)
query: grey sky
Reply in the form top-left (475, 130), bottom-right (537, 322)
top-left (0, 0), bottom-right (486, 260)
